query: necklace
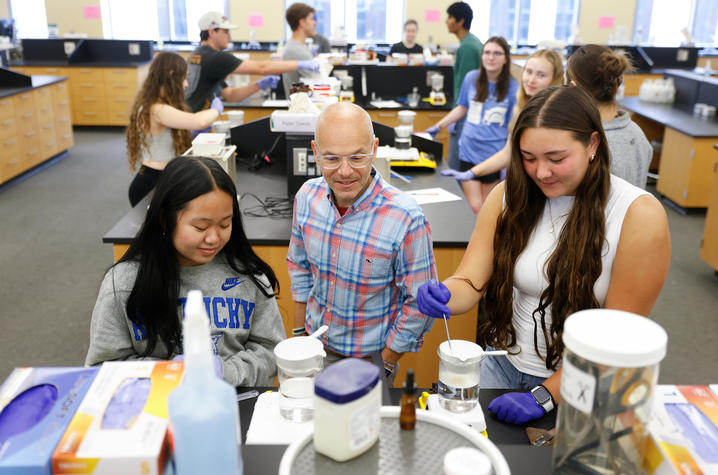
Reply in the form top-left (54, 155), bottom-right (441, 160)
top-left (547, 199), bottom-right (556, 235)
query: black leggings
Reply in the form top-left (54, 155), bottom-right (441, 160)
top-left (128, 165), bottom-right (163, 207)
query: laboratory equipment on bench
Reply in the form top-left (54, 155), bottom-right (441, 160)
top-left (339, 75), bottom-right (355, 102)
top-left (394, 125), bottom-right (412, 149)
top-left (429, 73), bottom-right (447, 106)
top-left (278, 406), bottom-right (511, 475)
top-left (552, 309), bottom-right (667, 474)
top-left (427, 340), bottom-right (507, 434)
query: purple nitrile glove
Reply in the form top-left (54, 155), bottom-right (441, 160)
top-left (425, 125), bottom-right (440, 139)
top-left (0, 384), bottom-right (58, 439)
top-left (172, 354), bottom-right (223, 379)
top-left (417, 280), bottom-right (452, 319)
top-left (488, 392), bottom-right (546, 425)
top-left (210, 96), bottom-right (224, 115)
top-left (257, 75), bottom-right (280, 89)
top-left (441, 169), bottom-right (476, 181)
top-left (101, 378), bottom-right (152, 429)
top-left (297, 60), bottom-right (320, 72)
top-left (191, 126), bottom-right (211, 139)
top-left (447, 121), bottom-right (457, 135)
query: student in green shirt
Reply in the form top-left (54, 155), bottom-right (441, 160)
top-left (445, 2), bottom-right (483, 171)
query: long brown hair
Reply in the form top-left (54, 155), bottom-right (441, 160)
top-left (566, 44), bottom-right (633, 104)
top-left (517, 49), bottom-right (565, 110)
top-left (126, 52), bottom-right (192, 171)
top-left (479, 86), bottom-right (611, 371)
top-left (474, 36), bottom-right (512, 103)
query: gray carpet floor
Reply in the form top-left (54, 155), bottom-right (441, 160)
top-left (1, 127), bottom-right (717, 384)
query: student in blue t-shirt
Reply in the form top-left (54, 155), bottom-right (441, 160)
top-left (426, 37), bottom-right (518, 214)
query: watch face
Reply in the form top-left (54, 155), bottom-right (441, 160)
top-left (532, 386), bottom-right (551, 404)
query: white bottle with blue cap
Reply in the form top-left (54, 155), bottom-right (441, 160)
top-left (168, 290), bottom-right (242, 475)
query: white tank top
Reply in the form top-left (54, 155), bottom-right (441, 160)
top-left (506, 175), bottom-right (649, 377)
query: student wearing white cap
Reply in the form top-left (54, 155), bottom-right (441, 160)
top-left (185, 11), bottom-right (320, 112)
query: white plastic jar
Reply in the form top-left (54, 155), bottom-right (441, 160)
top-left (313, 358), bottom-right (381, 462)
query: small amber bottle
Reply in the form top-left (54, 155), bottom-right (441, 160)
top-left (400, 369), bottom-right (418, 430)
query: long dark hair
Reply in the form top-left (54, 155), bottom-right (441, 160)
top-left (126, 52), bottom-right (192, 171)
top-left (116, 156), bottom-right (279, 357)
top-left (475, 36), bottom-right (512, 103)
top-left (479, 86), bottom-right (611, 370)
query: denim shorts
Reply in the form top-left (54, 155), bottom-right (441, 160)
top-left (479, 346), bottom-right (548, 390)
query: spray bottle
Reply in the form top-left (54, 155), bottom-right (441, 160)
top-left (168, 290), bottom-right (242, 475)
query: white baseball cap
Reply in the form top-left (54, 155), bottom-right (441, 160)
top-left (199, 12), bottom-right (239, 31)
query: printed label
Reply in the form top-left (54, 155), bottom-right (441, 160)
top-left (467, 101), bottom-right (483, 124)
top-left (561, 358), bottom-right (596, 414)
top-left (348, 402), bottom-right (379, 451)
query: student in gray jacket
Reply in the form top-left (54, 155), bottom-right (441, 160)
top-left (86, 156), bottom-right (285, 386)
top-left (567, 44), bottom-right (653, 189)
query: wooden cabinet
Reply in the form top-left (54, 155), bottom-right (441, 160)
top-left (623, 73), bottom-right (662, 97)
top-left (700, 147), bottom-right (718, 272)
top-left (0, 79), bottom-right (75, 185)
top-left (10, 64), bottom-right (148, 126)
top-left (657, 128), bottom-right (718, 207)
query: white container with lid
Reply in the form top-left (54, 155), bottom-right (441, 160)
top-left (191, 133), bottom-right (226, 156)
top-left (273, 336), bottom-right (326, 422)
top-left (437, 340), bottom-right (484, 413)
top-left (553, 309), bottom-right (668, 474)
top-left (444, 447), bottom-right (492, 475)
top-left (313, 358), bottom-right (381, 461)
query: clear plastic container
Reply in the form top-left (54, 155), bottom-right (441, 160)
top-left (552, 309), bottom-right (667, 474)
top-left (273, 336), bottom-right (326, 422)
top-left (437, 340), bottom-right (483, 413)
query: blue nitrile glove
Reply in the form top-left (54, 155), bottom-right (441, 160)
top-left (191, 126), bottom-right (211, 139)
top-left (0, 384), bottom-right (58, 439)
top-left (488, 392), bottom-right (546, 425)
top-left (210, 96), bottom-right (224, 115)
top-left (297, 60), bottom-right (321, 72)
top-left (417, 280), bottom-right (452, 319)
top-left (101, 378), bottom-right (152, 429)
top-left (448, 121), bottom-right (457, 135)
top-left (257, 75), bottom-right (280, 89)
top-left (441, 169), bottom-right (476, 181)
top-left (425, 125), bottom-right (440, 139)
top-left (172, 354), bottom-right (223, 378)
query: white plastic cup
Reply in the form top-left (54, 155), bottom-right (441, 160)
top-left (273, 337), bottom-right (326, 422)
top-left (225, 110), bottom-right (244, 127)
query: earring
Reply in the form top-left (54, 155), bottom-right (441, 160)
top-left (590, 153), bottom-right (595, 163)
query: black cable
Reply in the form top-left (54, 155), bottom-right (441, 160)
top-left (240, 193), bottom-right (293, 219)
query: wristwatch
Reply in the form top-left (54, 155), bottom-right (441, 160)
top-left (530, 385), bottom-right (555, 413)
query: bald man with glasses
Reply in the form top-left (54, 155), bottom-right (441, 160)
top-left (287, 102), bottom-right (438, 383)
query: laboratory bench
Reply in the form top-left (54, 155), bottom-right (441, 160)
top-left (0, 72), bottom-right (74, 185)
top-left (103, 153), bottom-right (477, 389)
top-left (700, 144), bottom-right (718, 274)
top-left (237, 388), bottom-right (554, 474)
top-left (620, 72), bottom-right (718, 210)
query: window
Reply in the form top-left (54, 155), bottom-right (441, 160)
top-left (467, 0), bottom-right (579, 45)
top-left (100, 0), bottom-right (226, 41)
top-left (633, 0), bottom-right (717, 46)
top-left (9, 0), bottom-right (48, 39)
top-left (283, 0), bottom-right (404, 44)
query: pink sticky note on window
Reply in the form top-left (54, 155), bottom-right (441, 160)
top-left (248, 14), bottom-right (264, 28)
top-left (598, 16), bottom-right (615, 29)
top-left (83, 5), bottom-right (100, 19)
top-left (425, 9), bottom-right (441, 23)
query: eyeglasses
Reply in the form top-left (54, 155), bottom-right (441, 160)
top-left (483, 51), bottom-right (505, 57)
top-left (315, 153), bottom-right (374, 169)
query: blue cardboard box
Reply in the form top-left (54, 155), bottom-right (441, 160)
top-left (0, 367), bottom-right (98, 475)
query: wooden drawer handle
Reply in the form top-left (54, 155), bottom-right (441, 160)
top-left (4, 139), bottom-right (16, 145)
top-left (80, 83), bottom-right (95, 87)
top-left (63, 133), bottom-right (71, 138)
top-left (59, 100), bottom-right (68, 105)
top-left (25, 131), bottom-right (36, 137)
top-left (59, 117), bottom-right (70, 122)
top-left (0, 100), bottom-right (10, 105)
top-left (21, 93), bottom-right (31, 99)
top-left (27, 149), bottom-right (39, 155)
top-left (41, 106), bottom-right (51, 112)
top-left (8, 158), bottom-right (19, 165)
top-left (47, 140), bottom-right (56, 146)
top-left (43, 123), bottom-right (53, 129)
top-left (2, 119), bottom-right (12, 126)
top-left (23, 112), bottom-right (33, 118)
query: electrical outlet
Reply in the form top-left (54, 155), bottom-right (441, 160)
top-left (128, 43), bottom-right (140, 55)
top-left (293, 148), bottom-right (307, 175)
